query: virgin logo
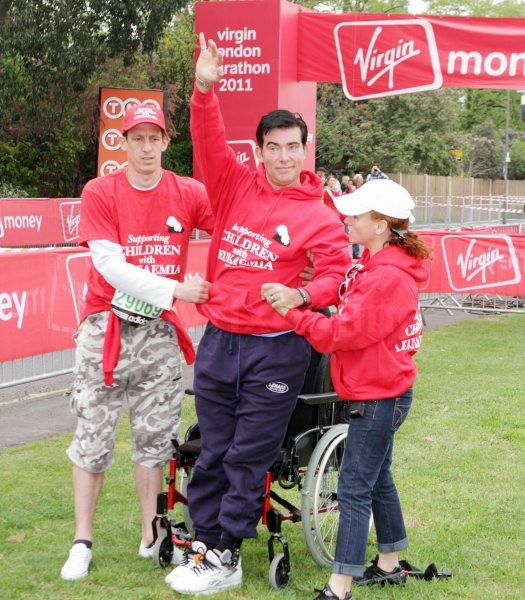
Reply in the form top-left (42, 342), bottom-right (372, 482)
top-left (354, 27), bottom-right (422, 88)
top-left (334, 19), bottom-right (443, 100)
top-left (65, 253), bottom-right (90, 324)
top-left (59, 201), bottom-right (81, 242)
top-left (228, 140), bottom-right (259, 170)
top-left (457, 241), bottom-right (503, 283)
top-left (442, 234), bottom-right (521, 292)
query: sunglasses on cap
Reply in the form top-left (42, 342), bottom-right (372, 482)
top-left (339, 263), bottom-right (364, 299)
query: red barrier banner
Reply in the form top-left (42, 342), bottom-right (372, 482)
top-left (1, 233), bottom-right (523, 362)
top-left (297, 13), bottom-right (525, 100)
top-left (0, 248), bottom-right (86, 361)
top-left (419, 231), bottom-right (525, 295)
top-left (0, 198), bottom-right (80, 246)
top-left (0, 241), bottom-right (210, 362)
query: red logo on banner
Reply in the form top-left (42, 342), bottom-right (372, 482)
top-left (59, 201), bottom-right (81, 242)
top-left (65, 252), bottom-right (91, 324)
top-left (441, 234), bottom-right (521, 292)
top-left (334, 19), bottom-right (442, 100)
top-left (228, 140), bottom-right (259, 171)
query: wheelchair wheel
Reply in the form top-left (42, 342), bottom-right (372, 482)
top-left (268, 553), bottom-right (290, 589)
top-left (153, 526), bottom-right (173, 568)
top-left (301, 423), bottom-right (347, 567)
top-left (179, 466), bottom-right (195, 537)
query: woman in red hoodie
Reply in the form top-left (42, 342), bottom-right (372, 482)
top-left (264, 179), bottom-right (432, 600)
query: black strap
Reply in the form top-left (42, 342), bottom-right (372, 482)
top-left (399, 560), bottom-right (452, 580)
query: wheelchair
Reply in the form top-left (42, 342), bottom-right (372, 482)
top-left (151, 344), bottom-right (351, 590)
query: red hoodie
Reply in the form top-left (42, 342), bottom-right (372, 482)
top-left (190, 89), bottom-right (349, 334)
top-left (284, 246), bottom-right (430, 400)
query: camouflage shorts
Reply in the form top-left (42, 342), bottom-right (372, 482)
top-left (66, 312), bottom-right (183, 472)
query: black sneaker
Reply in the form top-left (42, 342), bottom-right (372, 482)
top-left (313, 584), bottom-right (354, 600)
top-left (353, 557), bottom-right (407, 586)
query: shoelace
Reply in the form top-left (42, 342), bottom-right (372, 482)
top-left (192, 556), bottom-right (220, 574)
top-left (180, 549), bottom-right (204, 567)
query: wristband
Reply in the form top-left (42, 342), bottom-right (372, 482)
top-left (297, 287), bottom-right (310, 307)
top-left (195, 75), bottom-right (212, 89)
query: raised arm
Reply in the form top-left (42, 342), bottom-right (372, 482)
top-left (195, 32), bottom-right (224, 92)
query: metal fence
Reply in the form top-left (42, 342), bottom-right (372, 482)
top-left (420, 292), bottom-right (525, 316)
top-left (0, 325), bottom-right (208, 390)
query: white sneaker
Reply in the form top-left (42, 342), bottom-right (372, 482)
top-left (165, 540), bottom-right (208, 585)
top-left (168, 548), bottom-right (242, 595)
top-left (60, 543), bottom-right (92, 580)
top-left (138, 540), bottom-right (154, 558)
top-left (140, 539), bottom-right (186, 564)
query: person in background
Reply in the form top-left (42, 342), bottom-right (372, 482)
top-left (60, 103), bottom-right (215, 581)
top-left (264, 179), bottom-right (432, 600)
top-left (346, 174), bottom-right (365, 259)
top-left (322, 173), bottom-right (344, 216)
top-left (329, 171), bottom-right (342, 193)
top-left (352, 173), bottom-right (364, 189)
top-left (341, 175), bottom-right (354, 194)
top-left (366, 164), bottom-right (389, 182)
top-left (316, 165), bottom-right (327, 185)
top-left (164, 32), bottom-right (349, 596)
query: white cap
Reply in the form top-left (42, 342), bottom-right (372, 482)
top-left (333, 179), bottom-right (415, 222)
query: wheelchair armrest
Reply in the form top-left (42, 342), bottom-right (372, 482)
top-left (296, 392), bottom-right (340, 406)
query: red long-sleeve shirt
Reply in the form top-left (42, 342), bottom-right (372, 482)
top-left (190, 88), bottom-right (349, 334)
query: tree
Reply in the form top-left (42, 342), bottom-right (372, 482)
top-left (156, 10), bottom-right (198, 176)
top-left (425, 0), bottom-right (525, 17)
top-left (289, 0), bottom-right (410, 13)
top-left (423, 0), bottom-right (525, 178)
top-left (0, 0), bottom-right (189, 197)
top-left (463, 121), bottom-right (506, 179)
top-left (2, 0), bottom-right (525, 195)
top-left (508, 137), bottom-right (525, 180)
top-left (315, 83), bottom-right (463, 176)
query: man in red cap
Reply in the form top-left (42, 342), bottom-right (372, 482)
top-left (60, 103), bottom-right (214, 581)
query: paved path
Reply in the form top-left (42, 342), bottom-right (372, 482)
top-left (0, 311), bottom-right (489, 450)
top-left (0, 364), bottom-right (195, 450)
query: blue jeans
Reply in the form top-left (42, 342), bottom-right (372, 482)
top-left (333, 389), bottom-right (412, 577)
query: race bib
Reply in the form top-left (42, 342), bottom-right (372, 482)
top-left (111, 290), bottom-right (162, 326)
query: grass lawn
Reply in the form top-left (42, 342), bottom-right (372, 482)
top-left (0, 313), bottom-right (524, 600)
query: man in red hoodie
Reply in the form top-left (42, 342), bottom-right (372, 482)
top-left (60, 103), bottom-right (214, 582)
top-left (165, 33), bottom-right (349, 596)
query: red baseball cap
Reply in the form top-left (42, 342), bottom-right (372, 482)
top-left (121, 103), bottom-right (166, 134)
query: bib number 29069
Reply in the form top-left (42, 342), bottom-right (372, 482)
top-left (111, 290), bottom-right (162, 325)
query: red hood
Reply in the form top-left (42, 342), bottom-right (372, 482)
top-left (255, 164), bottom-right (324, 202)
top-left (360, 245), bottom-right (429, 286)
